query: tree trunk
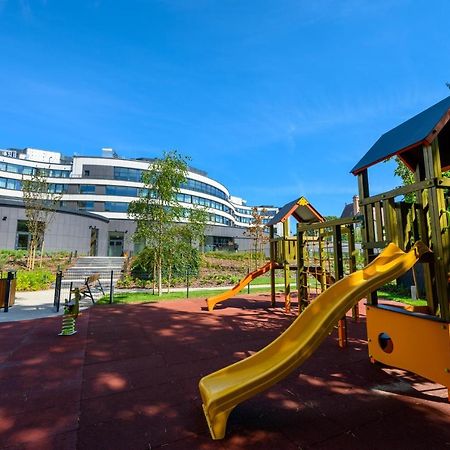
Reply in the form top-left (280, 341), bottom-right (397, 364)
top-left (32, 244), bottom-right (36, 270)
top-left (152, 259), bottom-right (156, 295)
top-left (28, 240), bottom-right (36, 270)
top-left (39, 239), bottom-right (45, 268)
top-left (157, 255), bottom-right (162, 296)
top-left (167, 265), bottom-right (172, 294)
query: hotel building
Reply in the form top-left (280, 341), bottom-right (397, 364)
top-left (0, 147), bottom-right (278, 256)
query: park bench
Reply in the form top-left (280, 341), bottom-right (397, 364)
top-left (78, 273), bottom-right (105, 304)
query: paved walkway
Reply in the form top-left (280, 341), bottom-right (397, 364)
top-left (0, 284), bottom-right (277, 323)
top-left (0, 290), bottom-right (94, 323)
top-left (0, 295), bottom-right (448, 449)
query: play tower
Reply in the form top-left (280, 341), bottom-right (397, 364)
top-left (350, 96), bottom-right (450, 392)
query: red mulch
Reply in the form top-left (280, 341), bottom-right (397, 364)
top-left (0, 294), bottom-right (449, 449)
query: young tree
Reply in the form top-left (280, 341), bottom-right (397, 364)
top-left (128, 150), bottom-right (190, 295)
top-left (21, 170), bottom-right (63, 270)
top-left (164, 207), bottom-right (208, 292)
top-left (244, 207), bottom-right (269, 270)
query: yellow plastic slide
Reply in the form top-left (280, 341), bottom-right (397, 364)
top-left (199, 241), bottom-right (430, 440)
top-left (206, 261), bottom-right (280, 311)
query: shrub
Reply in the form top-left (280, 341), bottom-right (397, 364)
top-left (16, 269), bottom-right (54, 291)
top-left (131, 246), bottom-right (201, 282)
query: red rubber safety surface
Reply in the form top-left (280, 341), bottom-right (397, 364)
top-left (1, 294), bottom-right (449, 450)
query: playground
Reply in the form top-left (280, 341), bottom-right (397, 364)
top-left (1, 98), bottom-right (450, 448)
top-left (0, 294), bottom-right (448, 449)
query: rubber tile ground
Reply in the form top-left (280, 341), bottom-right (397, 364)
top-left (1, 294), bottom-right (449, 449)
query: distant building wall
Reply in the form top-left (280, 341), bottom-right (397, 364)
top-left (0, 199), bottom-right (109, 255)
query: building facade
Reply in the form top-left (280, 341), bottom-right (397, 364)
top-left (0, 147), bottom-right (278, 256)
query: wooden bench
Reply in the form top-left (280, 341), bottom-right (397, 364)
top-left (78, 273), bottom-right (105, 304)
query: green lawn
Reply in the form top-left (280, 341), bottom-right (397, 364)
top-left (377, 290), bottom-right (428, 307)
top-left (249, 275), bottom-right (286, 285)
top-left (98, 282), bottom-right (426, 308)
top-left (97, 285), bottom-right (282, 304)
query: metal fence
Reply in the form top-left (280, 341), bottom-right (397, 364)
top-left (54, 268), bottom-right (119, 312)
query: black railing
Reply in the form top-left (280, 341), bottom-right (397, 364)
top-left (54, 268), bottom-right (119, 307)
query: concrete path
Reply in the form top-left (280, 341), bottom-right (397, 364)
top-left (0, 290), bottom-right (94, 323)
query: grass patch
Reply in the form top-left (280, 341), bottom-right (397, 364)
top-left (377, 290), bottom-right (428, 307)
top-left (96, 285), bottom-right (281, 304)
top-left (204, 251), bottom-right (265, 262)
top-left (376, 281), bottom-right (428, 307)
top-left (249, 276), bottom-right (286, 285)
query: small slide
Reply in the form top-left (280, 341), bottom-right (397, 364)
top-left (206, 261), bottom-right (280, 311)
top-left (199, 241), bottom-right (430, 440)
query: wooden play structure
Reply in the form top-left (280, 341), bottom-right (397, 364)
top-left (199, 96), bottom-right (450, 440)
top-left (349, 95), bottom-right (450, 397)
top-left (267, 196), bottom-right (324, 312)
top-left (296, 216), bottom-right (362, 347)
top-left (207, 196), bottom-right (324, 311)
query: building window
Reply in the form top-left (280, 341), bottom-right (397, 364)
top-left (15, 220), bottom-right (43, 250)
top-left (0, 177), bottom-right (21, 190)
top-left (105, 202), bottom-right (129, 212)
top-left (113, 167), bottom-right (142, 182)
top-left (106, 186), bottom-right (138, 197)
top-left (181, 178), bottom-right (228, 200)
top-left (78, 201), bottom-right (95, 211)
top-left (49, 184), bottom-right (66, 194)
top-left (80, 184), bottom-right (96, 194)
top-left (0, 162), bottom-right (69, 177)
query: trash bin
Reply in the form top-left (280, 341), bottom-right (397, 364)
top-left (0, 272), bottom-right (16, 308)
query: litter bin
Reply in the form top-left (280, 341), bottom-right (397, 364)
top-left (0, 272), bottom-right (17, 308)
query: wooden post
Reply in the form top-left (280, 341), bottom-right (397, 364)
top-left (283, 220), bottom-right (291, 313)
top-left (269, 225), bottom-right (276, 307)
top-left (333, 225), bottom-right (347, 348)
top-left (347, 224), bottom-right (359, 321)
top-left (374, 201), bottom-right (384, 242)
top-left (318, 232), bottom-right (326, 292)
top-left (423, 141), bottom-right (450, 320)
top-left (414, 162), bottom-right (436, 312)
top-left (382, 198), bottom-right (398, 246)
top-left (297, 226), bottom-right (307, 315)
top-left (358, 170), bottom-right (378, 306)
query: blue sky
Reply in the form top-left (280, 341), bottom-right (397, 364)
top-left (1, 0), bottom-right (449, 216)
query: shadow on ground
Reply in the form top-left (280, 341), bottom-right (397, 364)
top-left (0, 294), bottom-right (448, 449)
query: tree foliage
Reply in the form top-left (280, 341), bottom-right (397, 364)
top-left (21, 171), bottom-right (62, 270)
top-left (128, 150), bottom-right (207, 294)
top-left (244, 207), bottom-right (269, 270)
top-left (394, 156), bottom-right (450, 203)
